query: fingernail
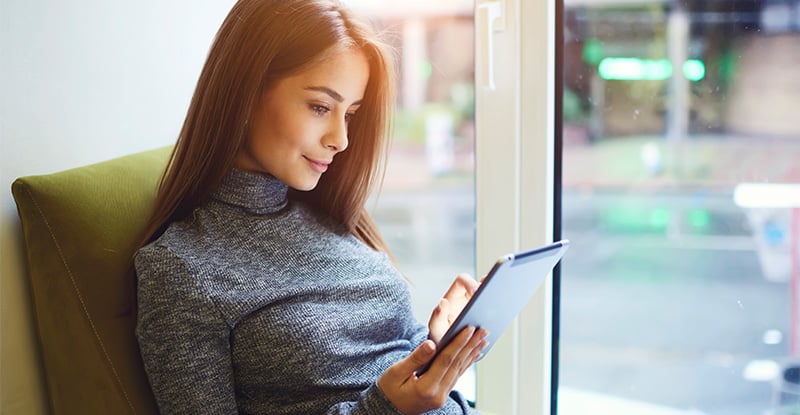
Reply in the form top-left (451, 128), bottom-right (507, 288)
top-left (422, 340), bottom-right (435, 355)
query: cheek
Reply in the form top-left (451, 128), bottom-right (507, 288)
top-left (250, 102), bottom-right (317, 157)
top-left (280, 117), bottom-right (322, 151)
top-left (269, 108), bottom-right (305, 145)
top-left (249, 117), bottom-right (287, 152)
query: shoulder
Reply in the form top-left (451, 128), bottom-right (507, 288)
top-left (134, 240), bottom-right (186, 278)
top-left (134, 241), bottom-right (202, 303)
top-left (136, 205), bottom-right (227, 269)
top-left (134, 236), bottom-right (223, 322)
top-left (134, 210), bottom-right (214, 285)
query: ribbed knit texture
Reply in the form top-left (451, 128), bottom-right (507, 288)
top-left (135, 169), bottom-right (473, 414)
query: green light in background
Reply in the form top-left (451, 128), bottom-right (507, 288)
top-left (650, 208), bottom-right (671, 229)
top-left (682, 59), bottom-right (706, 81)
top-left (583, 39), bottom-right (605, 66)
top-left (688, 209), bottom-right (711, 229)
top-left (599, 58), bottom-right (673, 81)
top-left (598, 58), bottom-right (705, 81)
top-left (600, 205), bottom-right (671, 234)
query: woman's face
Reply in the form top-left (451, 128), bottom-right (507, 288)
top-left (235, 49), bottom-right (370, 191)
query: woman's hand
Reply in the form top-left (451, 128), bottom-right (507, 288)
top-left (377, 326), bottom-right (488, 415)
top-left (428, 273), bottom-right (480, 344)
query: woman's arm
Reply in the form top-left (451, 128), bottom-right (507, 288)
top-left (376, 327), bottom-right (487, 415)
top-left (325, 321), bottom-right (486, 415)
top-left (326, 334), bottom-right (486, 415)
top-left (135, 245), bottom-right (238, 414)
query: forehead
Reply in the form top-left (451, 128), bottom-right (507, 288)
top-left (272, 49), bottom-right (370, 101)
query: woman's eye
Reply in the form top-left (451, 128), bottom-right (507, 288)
top-left (310, 104), bottom-right (330, 116)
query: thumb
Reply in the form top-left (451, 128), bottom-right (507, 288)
top-left (392, 340), bottom-right (436, 378)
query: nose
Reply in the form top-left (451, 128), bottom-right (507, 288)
top-left (323, 118), bottom-right (349, 152)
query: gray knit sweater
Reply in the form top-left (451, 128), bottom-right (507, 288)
top-left (135, 169), bottom-right (473, 415)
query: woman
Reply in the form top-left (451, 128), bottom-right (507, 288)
top-left (134, 0), bottom-right (487, 414)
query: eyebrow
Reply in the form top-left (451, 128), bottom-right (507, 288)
top-left (304, 86), bottom-right (363, 106)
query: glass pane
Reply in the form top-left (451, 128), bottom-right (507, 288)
top-left (560, 1), bottom-right (800, 414)
top-left (343, 0), bottom-right (477, 401)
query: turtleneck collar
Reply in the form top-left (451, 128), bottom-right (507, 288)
top-left (210, 168), bottom-right (289, 215)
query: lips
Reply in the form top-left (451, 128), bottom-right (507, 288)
top-left (304, 156), bottom-right (331, 174)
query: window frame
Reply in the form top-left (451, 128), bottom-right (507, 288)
top-left (473, 0), bottom-right (562, 414)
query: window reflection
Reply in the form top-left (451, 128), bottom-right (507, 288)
top-left (561, 1), bottom-right (800, 413)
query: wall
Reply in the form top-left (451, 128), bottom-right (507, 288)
top-left (0, 1), bottom-right (235, 412)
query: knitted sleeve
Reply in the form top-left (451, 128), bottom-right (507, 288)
top-left (324, 383), bottom-right (405, 414)
top-left (135, 244), bottom-right (238, 415)
top-left (324, 379), bottom-right (474, 415)
top-left (324, 325), bottom-right (475, 415)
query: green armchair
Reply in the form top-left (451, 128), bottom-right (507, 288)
top-left (11, 147), bottom-right (171, 415)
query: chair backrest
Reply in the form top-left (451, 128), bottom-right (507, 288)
top-left (12, 147), bottom-right (171, 415)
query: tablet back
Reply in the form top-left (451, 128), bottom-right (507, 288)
top-left (429, 240), bottom-right (570, 371)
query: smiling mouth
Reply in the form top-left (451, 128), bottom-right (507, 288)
top-left (304, 156), bottom-right (331, 173)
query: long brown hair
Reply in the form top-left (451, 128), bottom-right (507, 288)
top-left (139, 0), bottom-right (396, 253)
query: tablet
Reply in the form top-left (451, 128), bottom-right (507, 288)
top-left (417, 239), bottom-right (570, 375)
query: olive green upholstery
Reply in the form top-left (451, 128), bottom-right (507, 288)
top-left (11, 147), bottom-right (171, 415)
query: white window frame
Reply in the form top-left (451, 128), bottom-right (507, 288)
top-left (474, 0), bottom-right (557, 414)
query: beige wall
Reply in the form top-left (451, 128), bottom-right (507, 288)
top-left (0, 1), bottom-right (235, 412)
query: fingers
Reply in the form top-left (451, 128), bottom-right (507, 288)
top-left (377, 340), bottom-right (441, 414)
top-left (428, 298), bottom-right (451, 344)
top-left (420, 326), bottom-right (487, 388)
top-left (470, 329), bottom-right (489, 361)
top-left (440, 327), bottom-right (487, 387)
top-left (378, 328), bottom-right (488, 414)
top-left (460, 273), bottom-right (480, 294)
top-left (442, 274), bottom-right (479, 300)
top-left (435, 274), bottom-right (479, 333)
top-left (382, 339), bottom-right (436, 385)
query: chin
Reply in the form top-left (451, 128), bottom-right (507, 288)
top-left (291, 179), bottom-right (321, 192)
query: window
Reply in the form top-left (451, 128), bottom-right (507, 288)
top-left (559, 1), bottom-right (800, 413)
top-left (347, 3), bottom-right (560, 412)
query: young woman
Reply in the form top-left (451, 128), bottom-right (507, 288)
top-left (134, 0), bottom-right (487, 414)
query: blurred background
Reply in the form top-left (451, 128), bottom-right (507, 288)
top-left (348, 0), bottom-right (800, 413)
top-left (559, 1), bottom-right (800, 414)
